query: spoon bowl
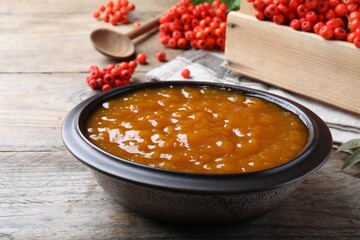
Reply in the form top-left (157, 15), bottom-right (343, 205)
top-left (90, 14), bottom-right (161, 59)
top-left (91, 29), bottom-right (135, 59)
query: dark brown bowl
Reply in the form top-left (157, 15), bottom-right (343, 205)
top-left (62, 81), bottom-right (332, 223)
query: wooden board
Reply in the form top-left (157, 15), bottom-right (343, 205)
top-left (224, 11), bottom-right (360, 115)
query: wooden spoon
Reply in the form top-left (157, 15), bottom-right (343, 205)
top-left (90, 14), bottom-right (161, 59)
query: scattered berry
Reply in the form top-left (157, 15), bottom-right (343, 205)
top-left (136, 53), bottom-right (147, 64)
top-left (156, 51), bottom-right (166, 62)
top-left (92, 10), bottom-right (101, 19)
top-left (181, 68), bottom-right (191, 79)
top-left (133, 22), bottom-right (141, 28)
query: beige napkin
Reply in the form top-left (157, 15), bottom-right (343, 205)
top-left (146, 49), bottom-right (360, 144)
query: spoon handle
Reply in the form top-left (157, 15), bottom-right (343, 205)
top-left (126, 13), bottom-right (162, 40)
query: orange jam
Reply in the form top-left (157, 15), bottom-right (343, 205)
top-left (85, 86), bottom-right (309, 174)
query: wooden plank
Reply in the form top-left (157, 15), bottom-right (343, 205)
top-left (0, 70), bottom-right (159, 152)
top-left (0, 0), bottom-right (180, 73)
top-left (0, 20), bottom-right (180, 73)
top-left (224, 12), bottom-right (360, 114)
top-left (0, 73), bottom-right (91, 151)
top-left (239, 0), bottom-right (255, 15)
top-left (0, 0), bottom-right (175, 14)
top-left (0, 151), bottom-right (359, 239)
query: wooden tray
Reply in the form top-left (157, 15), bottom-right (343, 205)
top-left (224, 5), bottom-right (360, 115)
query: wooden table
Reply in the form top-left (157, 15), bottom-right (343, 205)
top-left (0, 0), bottom-right (359, 239)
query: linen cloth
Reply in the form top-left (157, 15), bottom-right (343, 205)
top-left (146, 49), bottom-right (360, 144)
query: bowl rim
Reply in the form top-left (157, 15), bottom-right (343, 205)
top-left (62, 81), bottom-right (333, 193)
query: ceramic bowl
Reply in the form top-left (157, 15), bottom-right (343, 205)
top-left (62, 81), bottom-right (332, 223)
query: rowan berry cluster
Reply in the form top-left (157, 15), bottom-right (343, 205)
top-left (249, 0), bottom-right (360, 48)
top-left (92, 0), bottom-right (135, 26)
top-left (159, 0), bottom-right (228, 51)
top-left (86, 61), bottom-right (137, 91)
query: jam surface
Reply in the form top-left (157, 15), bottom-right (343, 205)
top-left (85, 86), bottom-right (309, 174)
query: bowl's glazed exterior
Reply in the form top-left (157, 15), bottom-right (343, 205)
top-left (62, 81), bottom-right (332, 223)
top-left (93, 170), bottom-right (302, 223)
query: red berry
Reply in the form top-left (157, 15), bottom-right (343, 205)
top-left (205, 38), bottom-right (216, 49)
top-left (305, 11), bottom-right (318, 24)
top-left (278, 4), bottom-right (289, 14)
top-left (102, 84), bottom-right (112, 91)
top-left (216, 37), bottom-right (225, 48)
top-left (325, 9), bottom-right (336, 20)
top-left (347, 32), bottom-right (358, 43)
top-left (197, 39), bottom-right (206, 49)
top-left (133, 22), bottom-right (141, 28)
top-left (110, 67), bottom-right (121, 78)
top-left (290, 19), bottom-right (302, 30)
top-left (326, 18), bottom-right (344, 29)
top-left (301, 20), bottom-right (313, 31)
top-left (316, 0), bottom-right (329, 14)
top-left (353, 36), bottom-right (360, 48)
top-left (185, 31), bottom-right (195, 41)
top-left (313, 21), bottom-right (325, 34)
top-left (88, 79), bottom-right (99, 90)
top-left (106, 64), bottom-right (115, 70)
top-left (349, 11), bottom-right (360, 21)
top-left (255, 10), bottom-right (265, 20)
top-left (253, 0), bottom-right (265, 11)
top-left (181, 69), bottom-right (191, 79)
top-left (297, 4), bottom-right (309, 17)
top-left (160, 35), bottom-right (170, 45)
top-left (136, 53), bottom-right (147, 64)
top-left (328, 0), bottom-right (340, 8)
top-left (103, 74), bottom-right (114, 85)
top-left (273, 14), bottom-right (285, 24)
top-left (349, 19), bottom-right (360, 32)
top-left (89, 65), bottom-right (101, 78)
top-left (92, 10), bottom-right (100, 18)
top-left (285, 10), bottom-right (297, 20)
top-left (334, 3), bottom-right (347, 17)
top-left (319, 25), bottom-right (334, 39)
top-left (129, 60), bottom-right (137, 69)
top-left (172, 30), bottom-right (183, 40)
top-left (177, 38), bottom-right (188, 48)
top-left (98, 5), bottom-right (106, 11)
top-left (333, 27), bottom-right (348, 40)
top-left (121, 69), bottom-right (130, 79)
top-left (156, 51), bottom-right (166, 62)
top-left (305, 0), bottom-right (319, 10)
top-left (118, 62), bottom-right (129, 71)
top-left (159, 23), bottom-right (170, 33)
top-left (196, 31), bottom-right (206, 39)
top-left (289, 0), bottom-right (300, 10)
top-left (128, 3), bottom-right (135, 11)
top-left (181, 13), bottom-right (192, 24)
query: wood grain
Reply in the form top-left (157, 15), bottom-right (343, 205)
top-left (0, 0), bottom-right (359, 239)
top-left (1, 151), bottom-right (359, 239)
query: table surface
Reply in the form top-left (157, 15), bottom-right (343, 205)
top-left (1, 0), bottom-right (359, 239)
